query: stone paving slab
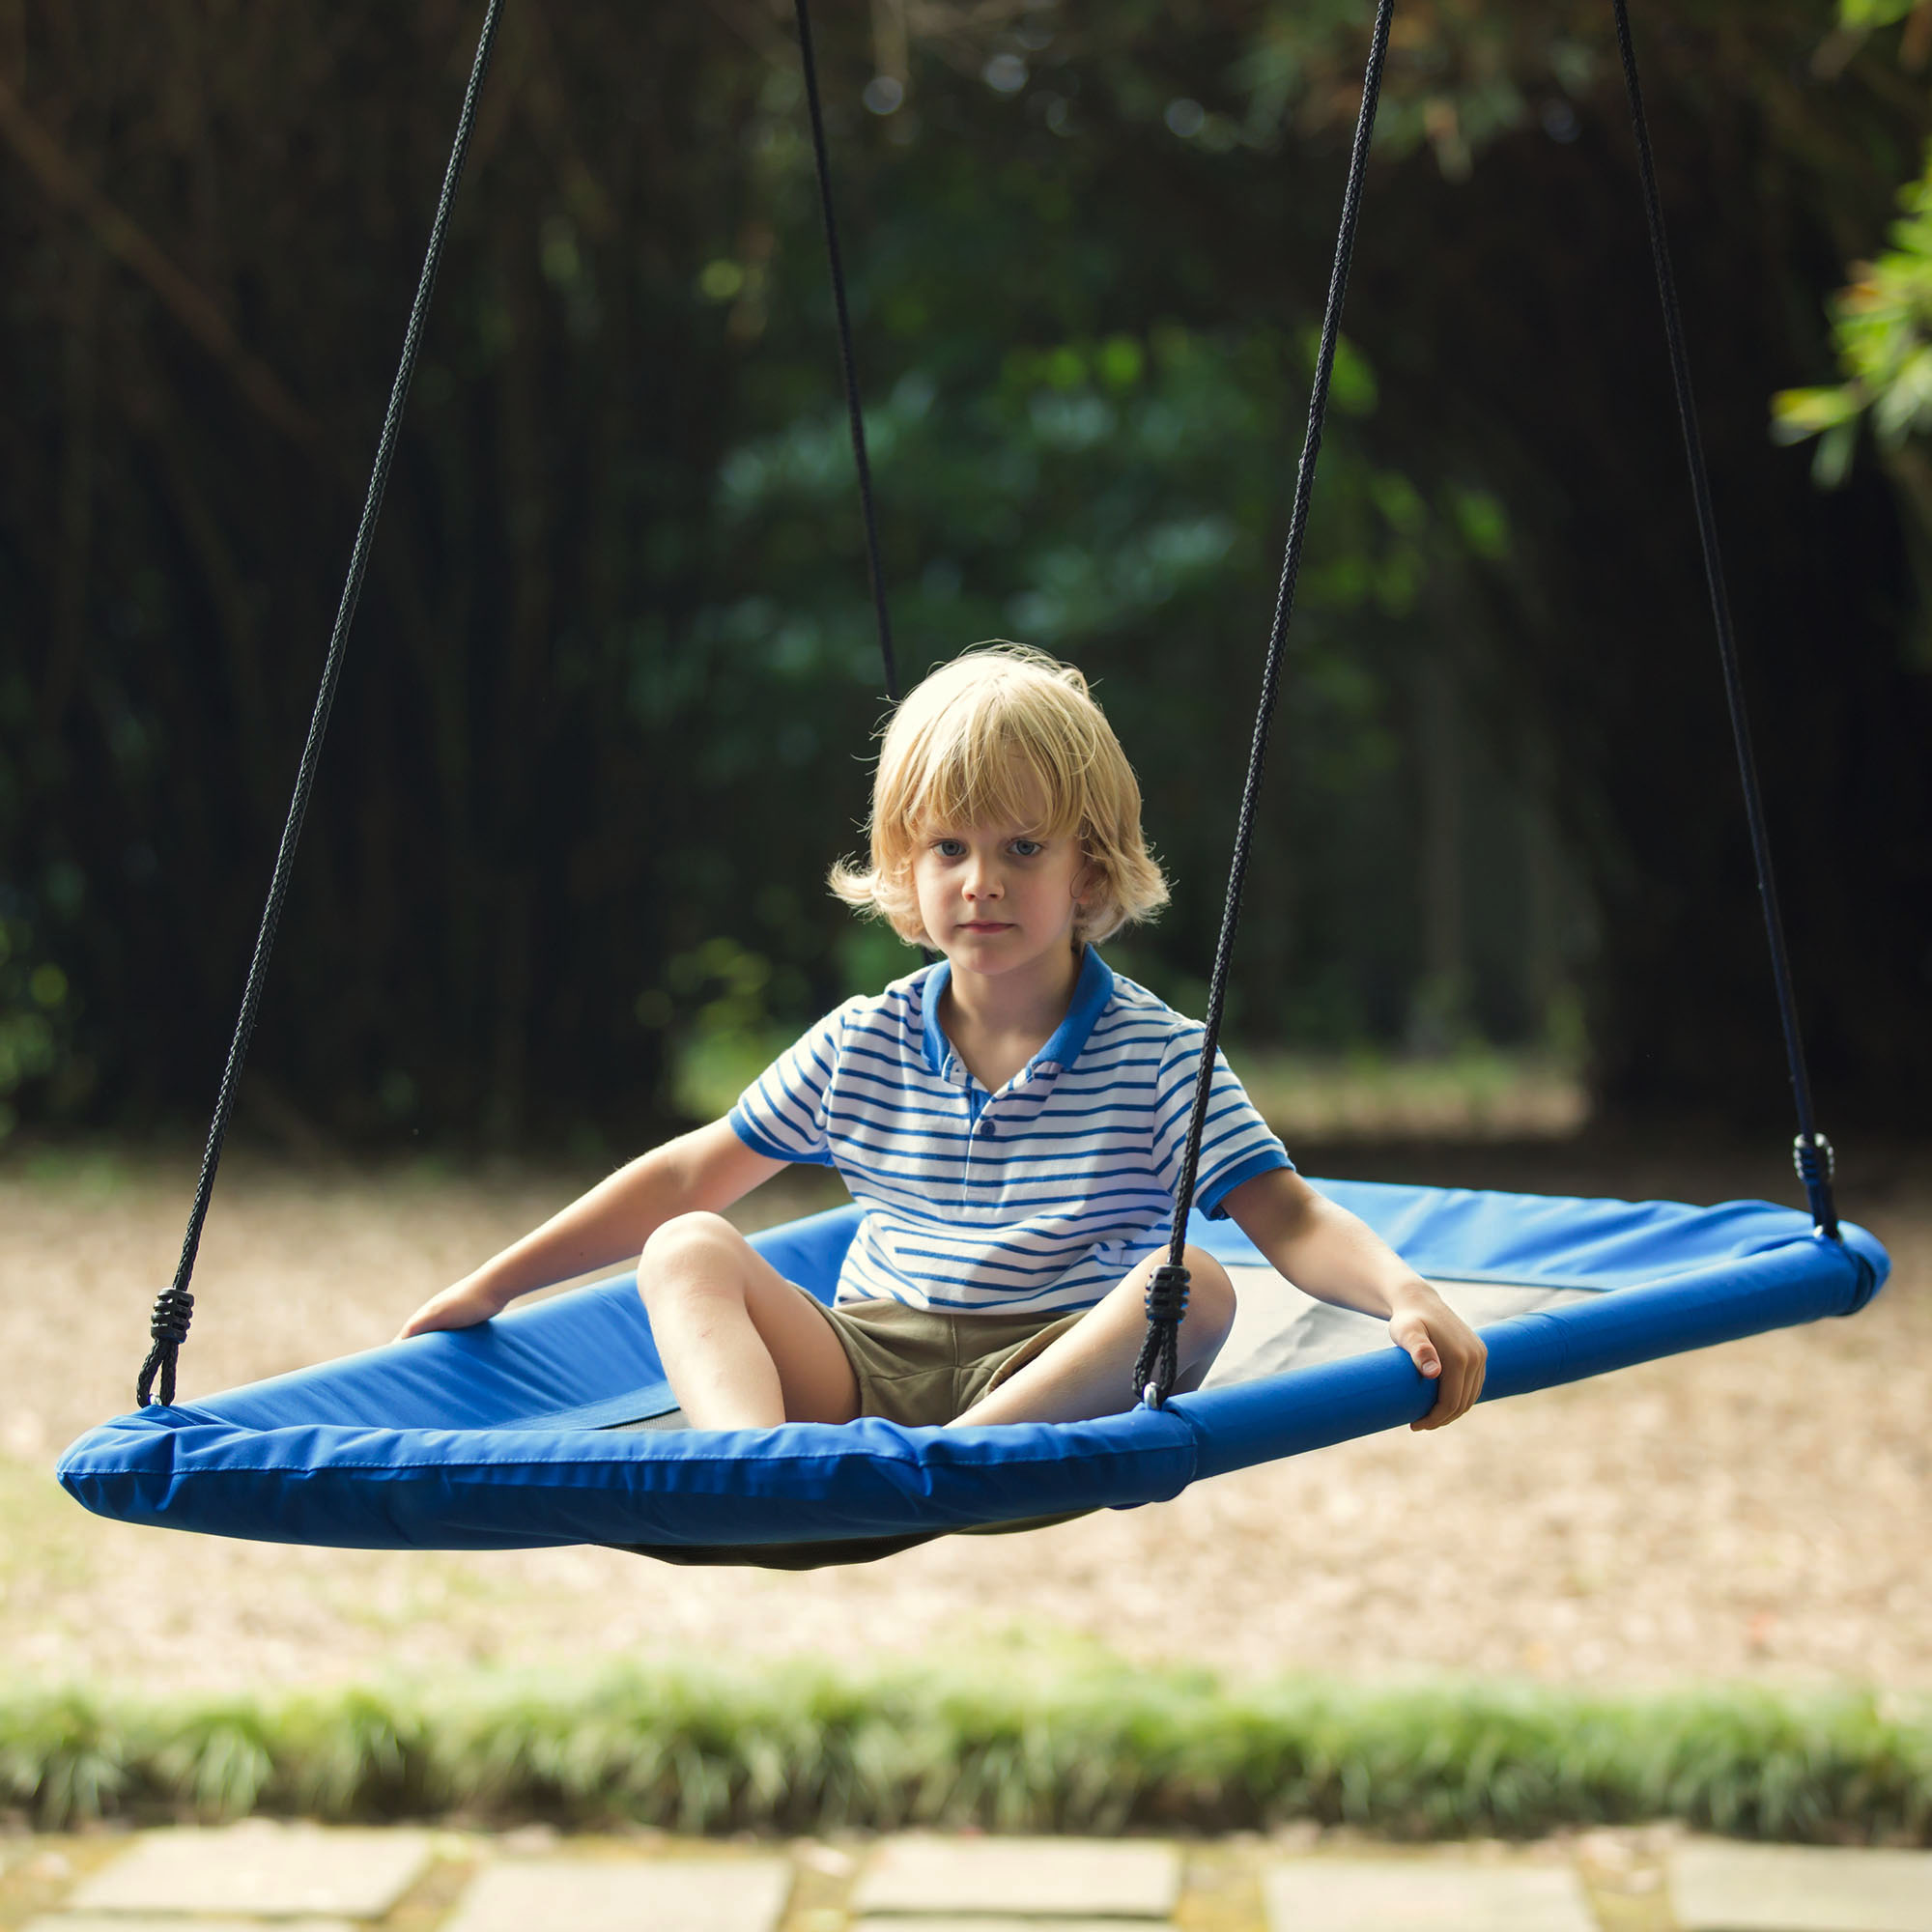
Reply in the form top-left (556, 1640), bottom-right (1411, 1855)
top-left (855, 1919), bottom-right (1170, 1931)
top-left (1670, 1841), bottom-right (1932, 1932)
top-left (438, 1856), bottom-right (792, 1932)
top-left (1263, 1858), bottom-right (1599, 1932)
top-left (25, 1920), bottom-right (355, 1932)
top-left (65, 1825), bottom-right (434, 1920)
top-left (852, 1837), bottom-right (1180, 1918)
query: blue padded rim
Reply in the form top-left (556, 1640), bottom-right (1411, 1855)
top-left (56, 1180), bottom-right (1888, 1552)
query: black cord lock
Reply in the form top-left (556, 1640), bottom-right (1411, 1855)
top-left (149, 1285), bottom-right (195, 1346)
top-left (1792, 1131), bottom-right (1841, 1240)
top-left (1792, 1132), bottom-right (1835, 1188)
top-left (1143, 1264), bottom-right (1191, 1326)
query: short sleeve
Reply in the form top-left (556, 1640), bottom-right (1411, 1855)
top-left (726, 1005), bottom-right (850, 1167)
top-left (1151, 1026), bottom-right (1293, 1218)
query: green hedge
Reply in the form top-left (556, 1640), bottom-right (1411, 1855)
top-left (2, 1664), bottom-right (1926, 1842)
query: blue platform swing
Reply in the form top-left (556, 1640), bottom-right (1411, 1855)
top-left (59, 0), bottom-right (1889, 1568)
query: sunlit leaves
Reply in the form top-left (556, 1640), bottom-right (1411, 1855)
top-left (1772, 142), bottom-right (1932, 485)
top-left (1837, 0), bottom-right (1918, 27)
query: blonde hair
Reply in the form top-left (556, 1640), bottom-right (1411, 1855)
top-left (829, 643), bottom-right (1170, 947)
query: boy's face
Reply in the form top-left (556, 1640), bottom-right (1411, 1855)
top-left (910, 798), bottom-right (1089, 983)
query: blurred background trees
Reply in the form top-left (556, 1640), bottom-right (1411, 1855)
top-left (1, 0), bottom-right (1927, 1150)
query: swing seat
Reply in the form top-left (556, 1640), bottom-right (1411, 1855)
top-left (58, 1179), bottom-right (1887, 1566)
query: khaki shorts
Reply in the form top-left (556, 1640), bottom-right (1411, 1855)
top-left (805, 1293), bottom-right (1087, 1428)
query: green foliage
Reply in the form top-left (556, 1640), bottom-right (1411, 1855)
top-left (0, 909), bottom-right (85, 1142)
top-left (710, 318), bottom-right (1474, 651)
top-left (1773, 144), bottom-right (1932, 484)
top-left (4, 0), bottom-right (1927, 1139)
top-left (0, 0), bottom-right (1550, 1142)
top-left (1839, 0), bottom-right (1919, 27)
top-left (653, 935), bottom-right (808, 1121)
top-left (1235, 0), bottom-right (1607, 179)
top-left (0, 1662), bottom-right (1926, 1840)
top-left (699, 65), bottom-right (1538, 1050)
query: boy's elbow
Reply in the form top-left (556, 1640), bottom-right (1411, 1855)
top-left (1227, 1165), bottom-right (1318, 1237)
top-left (672, 1116), bottom-right (784, 1210)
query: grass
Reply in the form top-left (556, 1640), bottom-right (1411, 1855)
top-left (1, 1660), bottom-right (1925, 1843)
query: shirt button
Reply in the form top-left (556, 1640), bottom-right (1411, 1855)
top-left (977, 1121), bottom-right (996, 1138)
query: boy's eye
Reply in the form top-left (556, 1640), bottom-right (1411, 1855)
top-left (926, 834), bottom-right (1041, 859)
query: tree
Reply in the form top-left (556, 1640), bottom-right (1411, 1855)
top-left (2, 0), bottom-right (1924, 1145)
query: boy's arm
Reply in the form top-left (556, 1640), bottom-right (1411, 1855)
top-left (1220, 1167), bottom-right (1487, 1430)
top-left (397, 1119), bottom-right (785, 1337)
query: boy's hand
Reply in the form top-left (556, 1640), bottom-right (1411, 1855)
top-left (1385, 1279), bottom-right (1487, 1430)
top-left (397, 1277), bottom-right (511, 1341)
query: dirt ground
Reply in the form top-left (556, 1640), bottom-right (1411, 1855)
top-left (2, 1132), bottom-right (1926, 1694)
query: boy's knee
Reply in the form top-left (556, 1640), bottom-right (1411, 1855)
top-left (1179, 1245), bottom-right (1236, 1348)
top-left (639, 1211), bottom-right (746, 1304)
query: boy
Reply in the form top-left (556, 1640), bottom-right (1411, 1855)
top-left (401, 646), bottom-right (1486, 1434)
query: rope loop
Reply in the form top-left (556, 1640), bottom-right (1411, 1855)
top-left (1133, 1331), bottom-right (1179, 1412)
top-left (1793, 1132), bottom-right (1837, 1231)
top-left (1132, 1264), bottom-right (1192, 1409)
top-left (135, 1287), bottom-right (195, 1407)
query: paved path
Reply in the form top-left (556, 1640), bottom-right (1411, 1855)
top-left (1, 1824), bottom-right (1927, 1931)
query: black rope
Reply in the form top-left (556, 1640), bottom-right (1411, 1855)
top-left (136, 0), bottom-right (504, 1407)
top-left (793, 0), bottom-right (899, 702)
top-left (1611, 0), bottom-right (1838, 1238)
top-left (1134, 0), bottom-right (1395, 1408)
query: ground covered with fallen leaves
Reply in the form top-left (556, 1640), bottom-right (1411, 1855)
top-left (3, 1130), bottom-right (1924, 1693)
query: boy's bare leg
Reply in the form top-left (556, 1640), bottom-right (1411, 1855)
top-left (949, 1244), bottom-right (1236, 1429)
top-left (639, 1212), bottom-right (859, 1430)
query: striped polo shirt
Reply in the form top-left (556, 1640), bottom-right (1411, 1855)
top-left (727, 946), bottom-right (1293, 1314)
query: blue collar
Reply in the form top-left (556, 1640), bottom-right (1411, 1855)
top-left (919, 945), bottom-right (1116, 1085)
